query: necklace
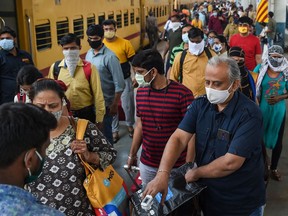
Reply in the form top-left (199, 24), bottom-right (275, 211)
top-left (148, 79), bottom-right (169, 130)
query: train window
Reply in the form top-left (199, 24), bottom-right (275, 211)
top-left (56, 18), bottom-right (69, 44)
top-left (87, 14), bottom-right (95, 28)
top-left (157, 7), bottom-right (159, 17)
top-left (35, 20), bottom-right (52, 51)
top-left (165, 6), bottom-right (167, 16)
top-left (116, 11), bottom-right (122, 28)
top-left (136, 8), bottom-right (140, 23)
top-left (98, 12), bottom-right (105, 25)
top-left (73, 16), bottom-right (84, 39)
top-left (124, 10), bottom-right (128, 26)
top-left (153, 8), bottom-right (156, 17)
top-left (162, 6), bottom-right (165, 16)
top-left (108, 12), bottom-right (114, 20)
top-left (130, 9), bottom-right (134, 25)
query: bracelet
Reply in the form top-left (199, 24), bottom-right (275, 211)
top-left (157, 169), bottom-right (170, 174)
top-left (128, 155), bottom-right (137, 160)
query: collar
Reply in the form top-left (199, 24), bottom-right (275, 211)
top-left (60, 58), bottom-right (83, 68)
top-left (209, 91), bottom-right (240, 118)
top-left (91, 44), bottom-right (106, 56)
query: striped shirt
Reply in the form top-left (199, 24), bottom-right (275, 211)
top-left (136, 80), bottom-right (194, 168)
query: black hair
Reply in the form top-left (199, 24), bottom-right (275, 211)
top-left (188, 27), bottom-right (204, 39)
top-left (0, 103), bottom-right (57, 168)
top-left (216, 35), bottom-right (229, 50)
top-left (238, 16), bottom-right (253, 26)
top-left (132, 49), bottom-right (164, 75)
top-left (268, 11), bottom-right (274, 18)
top-left (207, 30), bottom-right (218, 37)
top-left (170, 14), bottom-right (181, 21)
top-left (181, 24), bottom-right (193, 30)
top-left (0, 26), bottom-right (17, 38)
top-left (60, 33), bottom-right (81, 47)
top-left (86, 24), bottom-right (104, 37)
top-left (29, 78), bottom-right (66, 102)
top-left (102, 19), bottom-right (117, 28)
top-left (16, 65), bottom-right (43, 91)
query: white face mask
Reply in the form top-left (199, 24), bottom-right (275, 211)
top-left (188, 39), bottom-right (205, 56)
top-left (171, 22), bottom-right (181, 31)
top-left (205, 83), bottom-right (233, 104)
top-left (213, 44), bottom-right (223, 53)
top-left (63, 49), bottom-right (80, 77)
top-left (182, 33), bottom-right (189, 43)
top-left (51, 109), bottom-right (63, 121)
top-left (0, 39), bottom-right (14, 51)
top-left (135, 69), bottom-right (155, 87)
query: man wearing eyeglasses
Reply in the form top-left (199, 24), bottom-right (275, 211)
top-left (229, 16), bottom-right (262, 71)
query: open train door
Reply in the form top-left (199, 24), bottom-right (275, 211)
top-left (139, 0), bottom-right (146, 49)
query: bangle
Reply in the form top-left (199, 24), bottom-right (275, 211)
top-left (128, 155), bottom-right (137, 160)
top-left (157, 169), bottom-right (170, 174)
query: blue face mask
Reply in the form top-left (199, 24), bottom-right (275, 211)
top-left (0, 39), bottom-right (14, 51)
top-left (24, 150), bottom-right (45, 184)
top-left (182, 33), bottom-right (189, 43)
top-left (208, 38), bottom-right (214, 46)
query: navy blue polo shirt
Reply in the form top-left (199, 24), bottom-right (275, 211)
top-left (0, 49), bottom-right (34, 104)
top-left (179, 91), bottom-right (266, 216)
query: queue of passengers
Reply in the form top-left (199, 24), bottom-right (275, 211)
top-left (0, 0), bottom-right (287, 215)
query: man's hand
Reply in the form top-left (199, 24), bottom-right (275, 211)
top-left (109, 103), bottom-right (118, 116)
top-left (185, 167), bottom-right (199, 183)
top-left (126, 155), bottom-right (138, 169)
top-left (143, 173), bottom-right (169, 205)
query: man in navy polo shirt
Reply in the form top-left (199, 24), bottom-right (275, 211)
top-left (144, 56), bottom-right (266, 216)
top-left (0, 26), bottom-right (34, 104)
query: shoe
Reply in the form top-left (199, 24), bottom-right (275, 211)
top-left (128, 127), bottom-right (134, 138)
top-left (113, 132), bottom-right (120, 143)
top-left (270, 169), bottom-right (282, 181)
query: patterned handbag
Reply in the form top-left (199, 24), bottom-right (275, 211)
top-left (76, 119), bottom-right (128, 216)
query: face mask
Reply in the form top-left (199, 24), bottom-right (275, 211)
top-left (88, 39), bottom-right (102, 49)
top-left (63, 49), bottom-right (80, 77)
top-left (0, 39), bottom-right (14, 51)
top-left (212, 44), bottom-right (222, 53)
top-left (268, 56), bottom-right (284, 70)
top-left (171, 22), bottom-right (181, 31)
top-left (213, 12), bottom-right (218, 16)
top-left (24, 150), bottom-right (45, 184)
top-left (238, 26), bottom-right (248, 34)
top-left (104, 31), bottom-right (116, 39)
top-left (182, 33), bottom-right (189, 43)
top-left (51, 109), bottom-right (63, 121)
top-left (135, 69), bottom-right (154, 87)
top-left (207, 38), bottom-right (214, 46)
top-left (205, 83), bottom-right (233, 104)
top-left (188, 39), bottom-right (205, 56)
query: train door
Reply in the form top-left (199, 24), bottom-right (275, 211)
top-left (139, 0), bottom-right (146, 49)
top-left (0, 1), bottom-right (17, 32)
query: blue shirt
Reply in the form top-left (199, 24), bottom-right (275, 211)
top-left (0, 49), bottom-right (34, 104)
top-left (85, 45), bottom-right (125, 107)
top-left (179, 91), bottom-right (266, 216)
top-left (0, 184), bottom-right (64, 216)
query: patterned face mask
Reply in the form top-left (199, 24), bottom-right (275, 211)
top-left (51, 109), bottom-right (63, 121)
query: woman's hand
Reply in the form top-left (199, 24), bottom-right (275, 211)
top-left (266, 95), bottom-right (286, 105)
top-left (71, 140), bottom-right (99, 165)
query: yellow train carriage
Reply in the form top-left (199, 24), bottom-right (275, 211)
top-left (2, 0), bottom-right (173, 75)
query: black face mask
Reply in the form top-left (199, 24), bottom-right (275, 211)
top-left (88, 39), bottom-right (102, 49)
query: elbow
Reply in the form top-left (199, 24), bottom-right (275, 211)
top-left (223, 156), bottom-right (243, 172)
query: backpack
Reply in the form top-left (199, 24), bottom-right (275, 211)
top-left (53, 59), bottom-right (92, 81)
top-left (179, 47), bottom-right (212, 83)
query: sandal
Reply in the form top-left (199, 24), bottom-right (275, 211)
top-left (128, 127), bottom-right (134, 138)
top-left (270, 169), bottom-right (282, 181)
top-left (113, 132), bottom-right (120, 143)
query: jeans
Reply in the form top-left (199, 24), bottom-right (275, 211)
top-left (112, 78), bottom-right (135, 133)
top-left (249, 205), bottom-right (265, 216)
top-left (102, 108), bottom-right (113, 145)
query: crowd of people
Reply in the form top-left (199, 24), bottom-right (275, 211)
top-left (0, 0), bottom-right (287, 215)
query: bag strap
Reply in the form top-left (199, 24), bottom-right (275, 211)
top-left (82, 60), bottom-right (92, 82)
top-left (53, 60), bottom-right (61, 80)
top-left (204, 47), bottom-right (212, 59)
top-left (179, 49), bottom-right (188, 83)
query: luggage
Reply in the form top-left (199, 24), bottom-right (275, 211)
top-left (124, 163), bottom-right (206, 216)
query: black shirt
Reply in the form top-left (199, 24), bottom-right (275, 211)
top-left (0, 49), bottom-right (34, 104)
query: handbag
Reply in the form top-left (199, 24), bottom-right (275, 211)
top-left (75, 118), bottom-right (128, 216)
